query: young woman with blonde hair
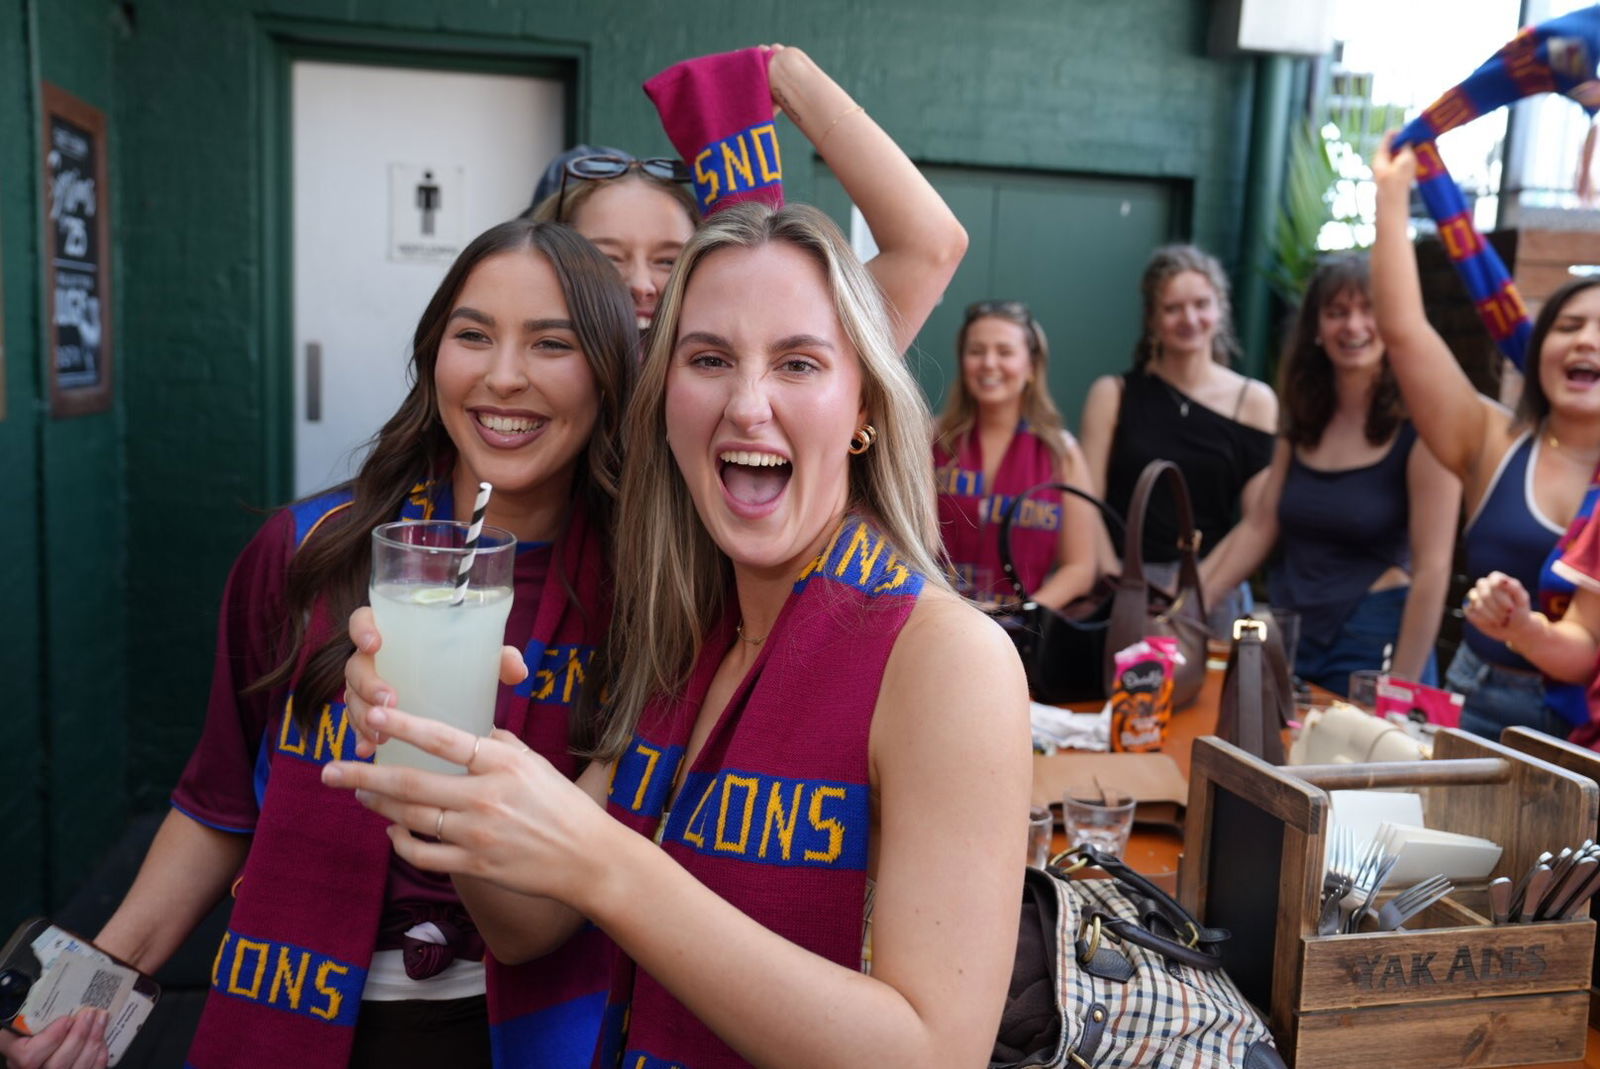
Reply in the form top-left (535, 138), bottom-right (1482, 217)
top-left (329, 202), bottom-right (1029, 1068)
top-left (1080, 244), bottom-right (1278, 634)
top-left (933, 299), bottom-right (1097, 608)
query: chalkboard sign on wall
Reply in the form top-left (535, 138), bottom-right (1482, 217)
top-left (42, 83), bottom-right (111, 418)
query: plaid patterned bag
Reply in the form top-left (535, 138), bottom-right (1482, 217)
top-left (992, 847), bottom-right (1284, 1069)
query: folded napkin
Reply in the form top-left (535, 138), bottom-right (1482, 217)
top-left (644, 47), bottom-right (784, 215)
top-left (1030, 702), bottom-right (1109, 753)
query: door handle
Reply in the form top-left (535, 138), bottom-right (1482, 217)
top-left (305, 341), bottom-right (322, 422)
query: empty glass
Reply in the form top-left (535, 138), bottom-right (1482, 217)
top-left (1062, 788), bottom-right (1136, 858)
top-left (1028, 806), bottom-right (1054, 868)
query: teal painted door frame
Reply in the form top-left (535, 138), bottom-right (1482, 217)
top-left (252, 18), bottom-right (585, 504)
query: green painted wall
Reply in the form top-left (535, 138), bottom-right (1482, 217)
top-left (1, 0), bottom-right (128, 923)
top-left (2, 0), bottom-right (1261, 915)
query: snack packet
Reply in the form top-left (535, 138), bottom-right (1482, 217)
top-left (1110, 636), bottom-right (1178, 752)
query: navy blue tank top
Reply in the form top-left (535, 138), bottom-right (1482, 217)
top-left (1462, 431), bottom-right (1566, 669)
top-left (1268, 425), bottom-right (1416, 647)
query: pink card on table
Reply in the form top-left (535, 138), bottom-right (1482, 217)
top-left (1374, 674), bottom-right (1463, 728)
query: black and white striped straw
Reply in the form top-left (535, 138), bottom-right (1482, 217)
top-left (451, 481), bottom-right (493, 606)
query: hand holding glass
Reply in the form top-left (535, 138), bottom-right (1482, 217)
top-left (369, 520), bottom-right (515, 775)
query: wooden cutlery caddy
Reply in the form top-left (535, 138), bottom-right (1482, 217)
top-left (1180, 729), bottom-right (1597, 1068)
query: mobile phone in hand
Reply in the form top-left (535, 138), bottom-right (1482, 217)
top-left (0, 917), bottom-right (160, 1066)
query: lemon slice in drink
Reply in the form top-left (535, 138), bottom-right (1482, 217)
top-left (409, 586), bottom-right (461, 605)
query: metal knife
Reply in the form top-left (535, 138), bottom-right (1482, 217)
top-left (1488, 876), bottom-right (1512, 925)
top-left (1558, 859), bottom-right (1600, 920)
top-left (1521, 865), bottom-right (1553, 924)
top-left (1510, 852), bottom-right (1555, 919)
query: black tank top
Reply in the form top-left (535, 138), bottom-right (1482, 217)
top-left (1105, 371), bottom-right (1275, 564)
top-left (1266, 424), bottom-right (1416, 647)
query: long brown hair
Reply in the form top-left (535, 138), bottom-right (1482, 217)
top-left (254, 220), bottom-right (636, 730)
top-left (1279, 254), bottom-right (1403, 448)
top-left (934, 299), bottom-right (1069, 460)
top-left (1132, 244), bottom-right (1241, 370)
top-left (597, 203), bottom-right (949, 762)
top-left (1515, 276), bottom-right (1600, 429)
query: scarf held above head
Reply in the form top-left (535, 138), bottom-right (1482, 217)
top-left (1394, 7), bottom-right (1600, 726)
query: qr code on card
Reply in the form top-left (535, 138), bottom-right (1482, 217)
top-left (82, 968), bottom-right (121, 1011)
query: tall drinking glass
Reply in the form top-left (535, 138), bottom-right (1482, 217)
top-left (369, 520), bottom-right (516, 775)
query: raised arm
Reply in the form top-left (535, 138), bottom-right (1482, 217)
top-left (1371, 135), bottom-right (1492, 482)
top-left (328, 595), bottom-right (1030, 1068)
top-left (1199, 437), bottom-right (1290, 608)
top-left (1030, 433), bottom-right (1102, 609)
top-left (765, 45), bottom-right (967, 352)
top-left (1392, 438), bottom-right (1461, 681)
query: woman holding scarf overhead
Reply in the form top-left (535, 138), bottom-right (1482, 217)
top-left (528, 44), bottom-right (967, 353)
top-left (933, 299), bottom-right (1098, 607)
top-left (1373, 133), bottom-right (1600, 740)
top-left (330, 203), bottom-right (1030, 1068)
top-left (0, 221), bottom-right (636, 1069)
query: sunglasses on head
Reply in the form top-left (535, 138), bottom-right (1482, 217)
top-left (557, 155), bottom-right (692, 220)
top-left (965, 299), bottom-right (1034, 322)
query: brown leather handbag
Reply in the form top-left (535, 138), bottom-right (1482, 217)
top-left (1105, 460), bottom-right (1209, 710)
top-left (1215, 617), bottom-right (1293, 765)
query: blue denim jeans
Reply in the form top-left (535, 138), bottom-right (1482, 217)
top-left (1294, 586), bottom-right (1438, 697)
top-left (1444, 642), bottom-right (1570, 741)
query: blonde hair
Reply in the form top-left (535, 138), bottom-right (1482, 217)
top-left (597, 202), bottom-right (948, 761)
top-left (527, 171), bottom-right (699, 230)
top-left (934, 299), bottom-right (1069, 460)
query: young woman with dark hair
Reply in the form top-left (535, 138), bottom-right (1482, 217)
top-left (1200, 254), bottom-right (1459, 694)
top-left (932, 299), bottom-right (1098, 608)
top-left (0, 220), bottom-right (637, 1069)
top-left (1374, 133), bottom-right (1600, 740)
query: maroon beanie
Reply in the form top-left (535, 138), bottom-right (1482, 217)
top-left (644, 47), bottom-right (784, 216)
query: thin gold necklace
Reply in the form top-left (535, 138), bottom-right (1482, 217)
top-left (735, 621), bottom-right (766, 646)
top-left (1546, 431), bottom-right (1600, 462)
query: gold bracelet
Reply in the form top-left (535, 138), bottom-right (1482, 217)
top-left (816, 103), bottom-right (865, 149)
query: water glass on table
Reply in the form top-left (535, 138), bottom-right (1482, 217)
top-left (1348, 668), bottom-right (1382, 711)
top-left (1062, 787), bottom-right (1136, 858)
top-left (1028, 806), bottom-right (1054, 869)
top-left (369, 519), bottom-right (517, 775)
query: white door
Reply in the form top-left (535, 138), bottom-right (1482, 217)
top-left (292, 61), bottom-right (565, 496)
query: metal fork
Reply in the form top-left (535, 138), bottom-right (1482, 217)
top-left (1374, 874), bottom-right (1455, 932)
top-left (1317, 826), bottom-right (1356, 935)
top-left (1346, 853), bottom-right (1399, 934)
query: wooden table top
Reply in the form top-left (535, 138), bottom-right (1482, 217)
top-left (1040, 664), bottom-right (1600, 1068)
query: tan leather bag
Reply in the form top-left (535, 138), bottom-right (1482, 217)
top-left (1105, 460), bottom-right (1209, 710)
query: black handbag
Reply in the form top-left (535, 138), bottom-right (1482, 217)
top-left (991, 845), bottom-right (1285, 1069)
top-left (995, 482), bottom-right (1126, 704)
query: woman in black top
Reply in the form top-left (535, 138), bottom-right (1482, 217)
top-left (1080, 244), bottom-right (1278, 635)
top-left (1201, 255), bottom-right (1459, 693)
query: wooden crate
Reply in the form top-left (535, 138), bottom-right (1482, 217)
top-left (1181, 730), bottom-right (1598, 1068)
top-left (1500, 726), bottom-right (1600, 1028)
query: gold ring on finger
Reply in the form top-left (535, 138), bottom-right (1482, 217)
top-left (435, 808), bottom-right (447, 842)
top-left (469, 736), bottom-right (483, 770)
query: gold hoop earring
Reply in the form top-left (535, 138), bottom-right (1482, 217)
top-left (848, 424), bottom-right (878, 455)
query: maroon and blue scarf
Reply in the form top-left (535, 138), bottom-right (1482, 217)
top-left (934, 425), bottom-right (1062, 601)
top-left (593, 518), bottom-right (923, 1068)
top-left (1394, 9), bottom-right (1600, 726)
top-left (185, 477), bottom-right (612, 1069)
